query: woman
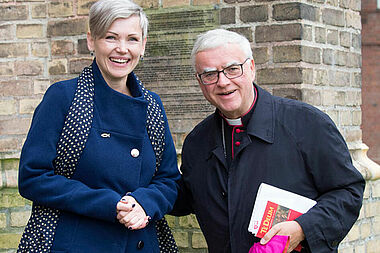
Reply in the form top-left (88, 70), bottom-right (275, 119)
top-left (17, 0), bottom-right (180, 252)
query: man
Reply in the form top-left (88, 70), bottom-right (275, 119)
top-left (172, 29), bottom-right (365, 253)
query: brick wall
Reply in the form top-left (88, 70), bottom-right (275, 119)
top-left (0, 0), bottom-right (379, 252)
top-left (220, 0), bottom-right (363, 144)
top-left (361, 0), bottom-right (380, 164)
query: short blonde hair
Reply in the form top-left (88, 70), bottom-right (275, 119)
top-left (89, 0), bottom-right (148, 39)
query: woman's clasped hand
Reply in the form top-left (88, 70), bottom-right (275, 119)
top-left (116, 195), bottom-right (151, 230)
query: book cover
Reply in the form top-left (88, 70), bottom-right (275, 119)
top-left (256, 201), bottom-right (303, 238)
top-left (248, 183), bottom-right (317, 251)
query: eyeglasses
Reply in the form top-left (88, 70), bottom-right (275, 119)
top-left (197, 58), bottom-right (250, 85)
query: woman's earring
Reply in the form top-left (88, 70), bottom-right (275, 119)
top-left (90, 51), bottom-right (94, 56)
top-left (140, 55), bottom-right (144, 61)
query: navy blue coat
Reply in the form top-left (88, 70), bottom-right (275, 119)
top-left (173, 84), bottom-right (365, 253)
top-left (18, 61), bottom-right (180, 253)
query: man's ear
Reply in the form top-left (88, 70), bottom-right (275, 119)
top-left (195, 73), bottom-right (203, 86)
top-left (249, 58), bottom-right (256, 81)
top-left (249, 58), bottom-right (255, 71)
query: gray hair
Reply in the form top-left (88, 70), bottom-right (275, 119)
top-left (191, 29), bottom-right (253, 69)
top-left (89, 0), bottom-right (148, 40)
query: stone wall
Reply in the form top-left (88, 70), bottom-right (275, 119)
top-left (0, 0), bottom-right (379, 252)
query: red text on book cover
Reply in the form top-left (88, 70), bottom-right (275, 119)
top-left (256, 201), bottom-right (303, 251)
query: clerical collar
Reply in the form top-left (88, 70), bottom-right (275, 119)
top-left (220, 85), bottom-right (258, 127)
top-left (225, 118), bottom-right (242, 126)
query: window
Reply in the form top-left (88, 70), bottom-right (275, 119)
top-left (378, 0), bottom-right (380, 9)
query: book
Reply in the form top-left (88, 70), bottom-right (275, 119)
top-left (248, 183), bottom-right (317, 251)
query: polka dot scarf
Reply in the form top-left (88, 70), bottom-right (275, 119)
top-left (18, 66), bottom-right (178, 252)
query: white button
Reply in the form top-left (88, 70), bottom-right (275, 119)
top-left (131, 148), bottom-right (140, 158)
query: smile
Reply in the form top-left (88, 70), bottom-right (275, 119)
top-left (220, 90), bottom-right (235, 95)
top-left (110, 57), bottom-right (130, 64)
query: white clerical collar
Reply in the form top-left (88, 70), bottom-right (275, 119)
top-left (225, 117), bottom-right (242, 126)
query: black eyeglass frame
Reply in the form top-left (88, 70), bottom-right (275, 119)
top-left (197, 58), bottom-right (251, 85)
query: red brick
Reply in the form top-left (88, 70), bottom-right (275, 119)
top-left (31, 4), bottom-right (47, 18)
top-left (78, 0), bottom-right (97, 15)
top-left (0, 118), bottom-right (31, 135)
top-left (362, 3), bottom-right (380, 164)
top-left (78, 39), bottom-right (90, 54)
top-left (362, 12), bottom-right (380, 45)
top-left (362, 46), bottom-right (380, 163)
top-left (47, 18), bottom-right (88, 37)
top-left (15, 61), bottom-right (43, 76)
top-left (0, 43), bottom-right (29, 58)
top-left (0, 24), bottom-right (14, 41)
top-left (0, 62), bottom-right (14, 76)
top-left (16, 24), bottom-right (43, 38)
top-left (193, 0), bottom-right (218, 5)
top-left (48, 59), bottom-right (67, 75)
top-left (0, 5), bottom-right (28, 21)
top-left (257, 67), bottom-right (303, 85)
top-left (0, 80), bottom-right (33, 96)
top-left (240, 5), bottom-right (268, 22)
top-left (51, 40), bottom-right (75, 56)
top-left (162, 0), bottom-right (189, 7)
top-left (32, 42), bottom-right (49, 57)
top-left (322, 8), bottom-right (345, 27)
top-left (220, 7), bottom-right (235, 25)
top-left (0, 138), bottom-right (19, 153)
top-left (362, 0), bottom-right (377, 12)
top-left (69, 58), bottom-right (92, 74)
top-left (255, 24), bottom-right (302, 42)
top-left (48, 1), bottom-right (74, 18)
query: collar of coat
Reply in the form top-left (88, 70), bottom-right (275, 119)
top-left (246, 83), bottom-right (274, 144)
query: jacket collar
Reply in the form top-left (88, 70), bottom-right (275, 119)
top-left (90, 60), bottom-right (148, 137)
top-left (246, 83), bottom-right (274, 144)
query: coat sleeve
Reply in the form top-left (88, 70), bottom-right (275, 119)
top-left (294, 111), bottom-right (365, 252)
top-left (18, 82), bottom-right (122, 223)
top-left (128, 93), bottom-right (181, 220)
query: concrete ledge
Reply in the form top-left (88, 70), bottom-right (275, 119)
top-left (348, 142), bottom-right (380, 180)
